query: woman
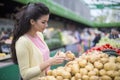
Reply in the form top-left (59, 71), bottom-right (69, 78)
top-left (11, 3), bottom-right (65, 80)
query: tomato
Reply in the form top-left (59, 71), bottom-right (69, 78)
top-left (105, 44), bottom-right (110, 47)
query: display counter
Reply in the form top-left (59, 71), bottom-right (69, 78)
top-left (0, 59), bottom-right (20, 80)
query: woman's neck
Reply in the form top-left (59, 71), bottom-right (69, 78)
top-left (27, 30), bottom-right (37, 37)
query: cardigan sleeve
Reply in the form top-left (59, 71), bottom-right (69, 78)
top-left (15, 37), bottom-right (41, 80)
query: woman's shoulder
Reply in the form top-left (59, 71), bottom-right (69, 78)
top-left (15, 35), bottom-right (33, 49)
top-left (16, 35), bottom-right (29, 44)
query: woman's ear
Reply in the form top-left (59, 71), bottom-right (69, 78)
top-left (30, 19), bottom-right (35, 25)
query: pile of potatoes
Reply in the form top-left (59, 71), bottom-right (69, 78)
top-left (39, 51), bottom-right (120, 80)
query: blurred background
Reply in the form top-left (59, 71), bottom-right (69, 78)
top-left (0, 0), bottom-right (120, 80)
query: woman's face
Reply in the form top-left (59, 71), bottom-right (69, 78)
top-left (31, 14), bottom-right (49, 32)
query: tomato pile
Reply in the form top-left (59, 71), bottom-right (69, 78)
top-left (85, 44), bottom-right (120, 55)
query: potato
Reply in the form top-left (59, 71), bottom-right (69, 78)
top-left (100, 75), bottom-right (112, 80)
top-left (88, 56), bottom-right (98, 63)
top-left (114, 71), bottom-right (119, 77)
top-left (46, 76), bottom-right (56, 80)
top-left (88, 71), bottom-right (96, 76)
top-left (66, 61), bottom-right (78, 66)
top-left (89, 76), bottom-right (99, 80)
top-left (79, 59), bottom-right (87, 67)
top-left (65, 61), bottom-right (77, 68)
top-left (116, 62), bottom-right (120, 70)
top-left (56, 76), bottom-right (63, 80)
top-left (71, 64), bottom-right (79, 75)
top-left (52, 69), bottom-right (57, 76)
top-left (65, 51), bottom-right (75, 60)
top-left (65, 62), bottom-right (73, 67)
top-left (109, 56), bottom-right (116, 62)
top-left (62, 71), bottom-right (71, 79)
top-left (104, 62), bottom-right (116, 71)
top-left (100, 53), bottom-right (109, 58)
top-left (116, 56), bottom-right (120, 63)
top-left (80, 68), bottom-right (88, 75)
top-left (99, 69), bottom-right (106, 76)
top-left (118, 70), bottom-right (120, 76)
top-left (94, 61), bottom-right (103, 69)
top-left (85, 63), bottom-right (94, 71)
top-left (81, 55), bottom-right (90, 61)
top-left (80, 54), bottom-right (89, 59)
top-left (114, 76), bottom-right (120, 80)
top-left (75, 73), bottom-right (81, 79)
top-left (106, 70), bottom-right (114, 77)
top-left (93, 68), bottom-right (99, 76)
top-left (100, 58), bottom-right (109, 64)
top-left (65, 67), bottom-right (71, 72)
top-left (55, 69), bottom-right (64, 76)
top-left (47, 70), bottom-right (52, 76)
top-left (63, 79), bottom-right (69, 80)
top-left (39, 77), bottom-right (46, 80)
top-left (71, 77), bottom-right (76, 80)
top-left (82, 75), bottom-right (89, 80)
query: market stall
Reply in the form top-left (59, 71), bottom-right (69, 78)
top-left (0, 0), bottom-right (120, 80)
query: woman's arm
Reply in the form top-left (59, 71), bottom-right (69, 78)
top-left (40, 53), bottom-right (65, 72)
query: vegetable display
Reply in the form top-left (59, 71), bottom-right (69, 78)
top-left (39, 52), bottom-right (120, 80)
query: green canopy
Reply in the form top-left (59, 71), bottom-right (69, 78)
top-left (15, 0), bottom-right (120, 27)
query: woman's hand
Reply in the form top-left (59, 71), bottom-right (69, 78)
top-left (39, 51), bottom-right (65, 72)
top-left (49, 51), bottom-right (65, 66)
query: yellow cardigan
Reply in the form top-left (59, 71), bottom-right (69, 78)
top-left (15, 32), bottom-right (46, 80)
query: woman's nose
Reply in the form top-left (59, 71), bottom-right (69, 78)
top-left (45, 23), bottom-right (48, 28)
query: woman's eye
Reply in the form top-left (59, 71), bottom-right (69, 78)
top-left (42, 22), bottom-right (45, 24)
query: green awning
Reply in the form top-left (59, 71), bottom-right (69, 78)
top-left (14, 0), bottom-right (120, 27)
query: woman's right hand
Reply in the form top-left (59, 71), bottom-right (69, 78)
top-left (49, 51), bottom-right (65, 66)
